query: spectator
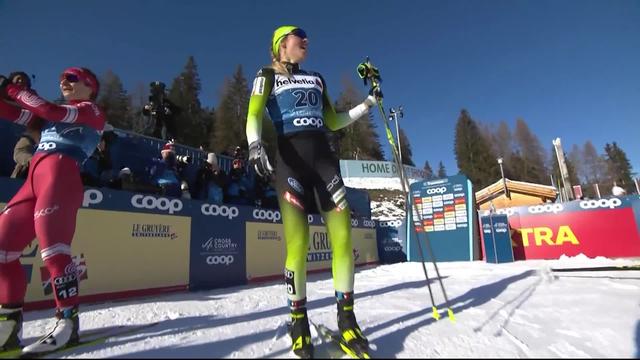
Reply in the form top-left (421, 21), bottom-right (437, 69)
top-left (612, 181), bottom-right (627, 197)
top-left (10, 118), bottom-right (44, 179)
top-left (233, 146), bottom-right (244, 161)
top-left (225, 158), bottom-right (253, 205)
top-left (113, 167), bottom-right (134, 191)
top-left (81, 123), bottom-right (116, 187)
top-left (194, 152), bottom-right (228, 204)
top-left (149, 141), bottom-right (189, 198)
top-left (180, 181), bottom-right (191, 199)
top-left (255, 174), bottom-right (278, 209)
top-left (114, 166), bottom-right (161, 194)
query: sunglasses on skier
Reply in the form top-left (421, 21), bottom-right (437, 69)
top-left (288, 28), bottom-right (307, 40)
top-left (61, 73), bottom-right (80, 83)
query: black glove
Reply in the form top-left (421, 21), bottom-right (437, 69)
top-left (248, 140), bottom-right (274, 178)
top-left (369, 84), bottom-right (383, 100)
top-left (0, 75), bottom-right (9, 95)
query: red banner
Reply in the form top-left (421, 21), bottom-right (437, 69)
top-left (508, 208), bottom-right (640, 259)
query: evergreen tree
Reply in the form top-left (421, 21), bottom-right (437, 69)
top-left (168, 56), bottom-right (212, 147)
top-left (423, 160), bottom-right (434, 180)
top-left (512, 118), bottom-right (548, 183)
top-left (568, 144), bottom-right (584, 183)
top-left (454, 109), bottom-right (500, 189)
top-left (549, 145), bottom-right (580, 192)
top-left (332, 78), bottom-right (384, 160)
top-left (129, 82), bottom-right (152, 135)
top-left (437, 161), bottom-right (447, 178)
top-left (398, 127), bottom-right (414, 166)
top-left (604, 142), bottom-right (634, 192)
top-left (481, 120), bottom-right (519, 179)
top-left (582, 140), bottom-right (607, 185)
top-left (212, 65), bottom-right (251, 155)
top-left (97, 70), bottom-right (133, 130)
top-left (493, 121), bottom-right (517, 178)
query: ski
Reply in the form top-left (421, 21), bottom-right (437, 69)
top-left (0, 321), bottom-right (159, 359)
top-left (311, 322), bottom-right (371, 359)
top-left (551, 264), bottom-right (640, 272)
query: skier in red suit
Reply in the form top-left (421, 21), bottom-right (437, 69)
top-left (0, 67), bottom-right (105, 354)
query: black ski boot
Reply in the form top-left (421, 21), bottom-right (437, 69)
top-left (289, 308), bottom-right (313, 359)
top-left (23, 306), bottom-right (79, 354)
top-left (0, 305), bottom-right (23, 351)
top-left (337, 293), bottom-right (369, 356)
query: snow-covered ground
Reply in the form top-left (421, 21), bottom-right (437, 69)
top-left (18, 254), bottom-right (640, 358)
top-left (370, 199), bottom-right (405, 221)
top-left (345, 175), bottom-right (407, 220)
top-left (344, 177), bottom-right (418, 191)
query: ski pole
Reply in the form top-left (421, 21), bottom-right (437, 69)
top-left (416, 209), bottom-right (455, 321)
top-left (357, 57), bottom-right (453, 320)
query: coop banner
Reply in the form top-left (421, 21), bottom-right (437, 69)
top-left (376, 219), bottom-right (407, 264)
top-left (479, 196), bottom-right (640, 259)
top-left (188, 202), bottom-right (248, 291)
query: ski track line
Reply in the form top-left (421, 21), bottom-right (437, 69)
top-left (554, 329), bottom-right (581, 338)
top-left (547, 340), bottom-right (591, 358)
top-left (499, 327), bottom-right (532, 357)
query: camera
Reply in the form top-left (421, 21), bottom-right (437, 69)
top-left (176, 155), bottom-right (192, 164)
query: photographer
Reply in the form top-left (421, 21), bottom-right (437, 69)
top-left (225, 158), bottom-right (254, 206)
top-left (142, 81), bottom-right (180, 140)
top-left (194, 152), bottom-right (228, 203)
top-left (80, 123), bottom-right (117, 187)
top-left (255, 173), bottom-right (278, 209)
top-left (148, 141), bottom-right (191, 198)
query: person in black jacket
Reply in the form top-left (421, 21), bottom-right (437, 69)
top-left (194, 152), bottom-right (228, 203)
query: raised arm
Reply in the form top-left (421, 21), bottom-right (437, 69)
top-left (6, 85), bottom-right (104, 130)
top-left (0, 99), bottom-right (35, 126)
top-left (320, 76), bottom-right (376, 131)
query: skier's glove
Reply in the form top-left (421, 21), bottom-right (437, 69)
top-left (248, 140), bottom-right (274, 178)
top-left (0, 75), bottom-right (9, 98)
top-left (369, 85), bottom-right (383, 101)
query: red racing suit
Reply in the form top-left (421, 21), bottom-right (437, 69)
top-left (0, 84), bottom-right (105, 309)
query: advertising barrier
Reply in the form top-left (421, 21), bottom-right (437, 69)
top-left (246, 214), bottom-right (378, 282)
top-left (479, 214), bottom-right (514, 263)
top-left (188, 202), bottom-right (247, 291)
top-left (479, 196), bottom-right (640, 259)
top-left (0, 177), bottom-right (379, 309)
top-left (0, 182), bottom-right (193, 310)
top-left (376, 219), bottom-right (407, 264)
top-left (407, 175), bottom-right (478, 262)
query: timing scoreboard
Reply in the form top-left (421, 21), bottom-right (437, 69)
top-left (411, 178), bottom-right (469, 233)
top-left (407, 174), bottom-right (477, 262)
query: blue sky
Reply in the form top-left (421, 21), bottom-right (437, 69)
top-left (1, 0), bottom-right (639, 179)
